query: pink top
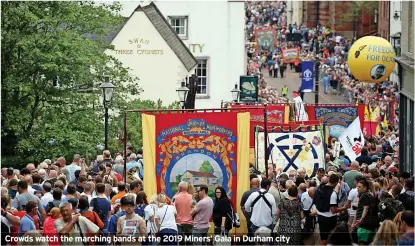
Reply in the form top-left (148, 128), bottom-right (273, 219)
top-left (174, 192), bottom-right (193, 225)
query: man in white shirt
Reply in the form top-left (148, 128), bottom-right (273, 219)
top-left (345, 175), bottom-right (362, 231)
top-left (244, 179), bottom-right (276, 232)
top-left (40, 182), bottom-right (53, 207)
top-left (315, 174), bottom-right (348, 245)
top-left (61, 154), bottom-right (81, 183)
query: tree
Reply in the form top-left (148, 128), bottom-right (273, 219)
top-left (199, 161), bottom-right (214, 174)
top-left (1, 1), bottom-right (142, 162)
top-left (176, 174), bottom-right (183, 183)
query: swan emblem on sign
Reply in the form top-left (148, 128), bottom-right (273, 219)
top-left (242, 82), bottom-right (256, 91)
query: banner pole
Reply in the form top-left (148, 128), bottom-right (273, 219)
top-left (255, 126), bottom-right (259, 171)
top-left (264, 103), bottom-right (268, 178)
top-left (124, 110), bottom-right (128, 182)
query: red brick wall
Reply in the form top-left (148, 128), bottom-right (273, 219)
top-left (378, 1), bottom-right (390, 40)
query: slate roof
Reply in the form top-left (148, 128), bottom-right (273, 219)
top-left (86, 2), bottom-right (197, 72)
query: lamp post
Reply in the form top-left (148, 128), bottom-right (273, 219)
top-left (231, 84), bottom-right (241, 102)
top-left (99, 76), bottom-right (115, 150)
top-left (393, 11), bottom-right (401, 21)
top-left (176, 81), bottom-right (190, 109)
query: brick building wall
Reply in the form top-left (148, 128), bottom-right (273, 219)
top-left (302, 1), bottom-right (378, 39)
top-left (378, 1), bottom-right (390, 40)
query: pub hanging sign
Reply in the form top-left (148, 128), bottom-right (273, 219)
top-left (239, 75), bottom-right (259, 102)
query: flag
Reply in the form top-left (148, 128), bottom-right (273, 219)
top-left (355, 99), bottom-right (359, 106)
top-left (383, 114), bottom-right (389, 129)
top-left (364, 105), bottom-right (370, 121)
top-left (372, 106), bottom-right (381, 122)
top-left (293, 92), bottom-right (308, 121)
top-left (339, 117), bottom-right (365, 161)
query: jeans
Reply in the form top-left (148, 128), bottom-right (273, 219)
top-left (177, 224), bottom-right (193, 245)
top-left (273, 69), bottom-right (278, 78)
top-left (324, 83), bottom-right (329, 93)
top-left (159, 228), bottom-right (178, 245)
top-left (192, 227), bottom-right (209, 246)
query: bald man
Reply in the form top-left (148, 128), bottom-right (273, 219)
top-left (344, 161), bottom-right (362, 189)
top-left (240, 178), bottom-right (260, 235)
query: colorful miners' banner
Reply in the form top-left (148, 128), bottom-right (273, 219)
top-left (306, 104), bottom-right (365, 141)
top-left (282, 48), bottom-right (300, 64)
top-left (228, 104), bottom-right (289, 147)
top-left (255, 125), bottom-right (324, 176)
top-left (141, 111), bottom-right (250, 232)
top-left (255, 28), bottom-right (276, 51)
top-left (363, 121), bottom-right (380, 137)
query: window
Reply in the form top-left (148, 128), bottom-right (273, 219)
top-left (195, 59), bottom-right (208, 95)
top-left (169, 16), bottom-right (188, 39)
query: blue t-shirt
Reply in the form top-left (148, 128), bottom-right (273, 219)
top-left (18, 214), bottom-right (36, 236)
top-left (107, 211), bottom-right (126, 234)
top-left (90, 197), bottom-right (111, 228)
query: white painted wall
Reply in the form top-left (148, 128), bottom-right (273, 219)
top-left (287, 1), bottom-right (303, 25)
top-left (389, 0), bottom-right (402, 86)
top-left (110, 0), bottom-right (245, 109)
top-left (105, 11), bottom-right (192, 105)
top-left (389, 0), bottom-right (402, 38)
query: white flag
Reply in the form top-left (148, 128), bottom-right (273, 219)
top-left (339, 117), bottom-right (365, 161)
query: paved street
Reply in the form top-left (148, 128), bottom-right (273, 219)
top-left (263, 67), bottom-right (346, 104)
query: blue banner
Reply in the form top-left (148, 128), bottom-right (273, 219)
top-left (300, 61), bottom-right (314, 92)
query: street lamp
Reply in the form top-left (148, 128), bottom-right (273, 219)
top-left (231, 84), bottom-right (241, 102)
top-left (393, 11), bottom-right (401, 21)
top-left (176, 81), bottom-right (189, 109)
top-left (99, 76), bottom-right (115, 150)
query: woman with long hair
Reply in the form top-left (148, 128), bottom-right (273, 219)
top-left (135, 191), bottom-right (148, 218)
top-left (327, 222), bottom-right (357, 246)
top-left (371, 220), bottom-right (399, 245)
top-left (155, 194), bottom-right (177, 245)
top-left (393, 212), bottom-right (404, 235)
top-left (212, 186), bottom-right (233, 235)
top-left (145, 194), bottom-right (159, 239)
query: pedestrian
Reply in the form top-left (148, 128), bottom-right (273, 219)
top-left (326, 222), bottom-right (356, 246)
top-left (54, 202), bottom-right (100, 245)
top-left (315, 174), bottom-right (348, 245)
top-left (191, 184), bottom-right (213, 246)
top-left (240, 178), bottom-right (260, 240)
top-left (281, 84), bottom-right (288, 97)
top-left (212, 186), bottom-right (232, 236)
top-left (244, 178), bottom-right (276, 232)
top-left (173, 181), bottom-right (193, 244)
top-left (279, 59), bottom-right (286, 78)
top-left (155, 194), bottom-right (177, 245)
top-left (397, 210), bottom-right (415, 245)
top-left (273, 58), bottom-right (278, 78)
top-left (372, 220), bottom-right (399, 245)
top-left (116, 196), bottom-right (147, 244)
top-left (276, 184), bottom-right (304, 245)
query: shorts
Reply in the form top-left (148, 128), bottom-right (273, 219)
top-left (357, 227), bottom-right (375, 243)
top-left (317, 215), bottom-right (337, 241)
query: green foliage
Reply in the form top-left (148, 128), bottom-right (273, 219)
top-left (1, 1), bottom-right (177, 163)
top-left (199, 161), bottom-right (214, 174)
top-left (176, 174), bottom-right (183, 183)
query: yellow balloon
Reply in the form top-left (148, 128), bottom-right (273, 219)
top-left (347, 36), bottom-right (396, 83)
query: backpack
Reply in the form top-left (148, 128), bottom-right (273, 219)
top-left (378, 198), bottom-right (405, 222)
top-left (135, 204), bottom-right (146, 218)
top-left (91, 198), bottom-right (106, 222)
top-left (226, 201), bottom-right (240, 229)
top-left (399, 191), bottom-right (414, 212)
top-left (314, 184), bottom-right (336, 212)
top-left (251, 190), bottom-right (273, 218)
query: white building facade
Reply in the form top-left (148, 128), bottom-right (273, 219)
top-left (110, 0), bottom-right (245, 109)
top-left (389, 0), bottom-right (402, 85)
top-left (286, 1), bottom-right (303, 25)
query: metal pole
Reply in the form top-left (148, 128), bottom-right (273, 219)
top-left (315, 59), bottom-right (320, 104)
top-left (264, 103), bottom-right (269, 179)
top-left (104, 106), bottom-right (109, 150)
top-left (123, 111), bottom-right (128, 182)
